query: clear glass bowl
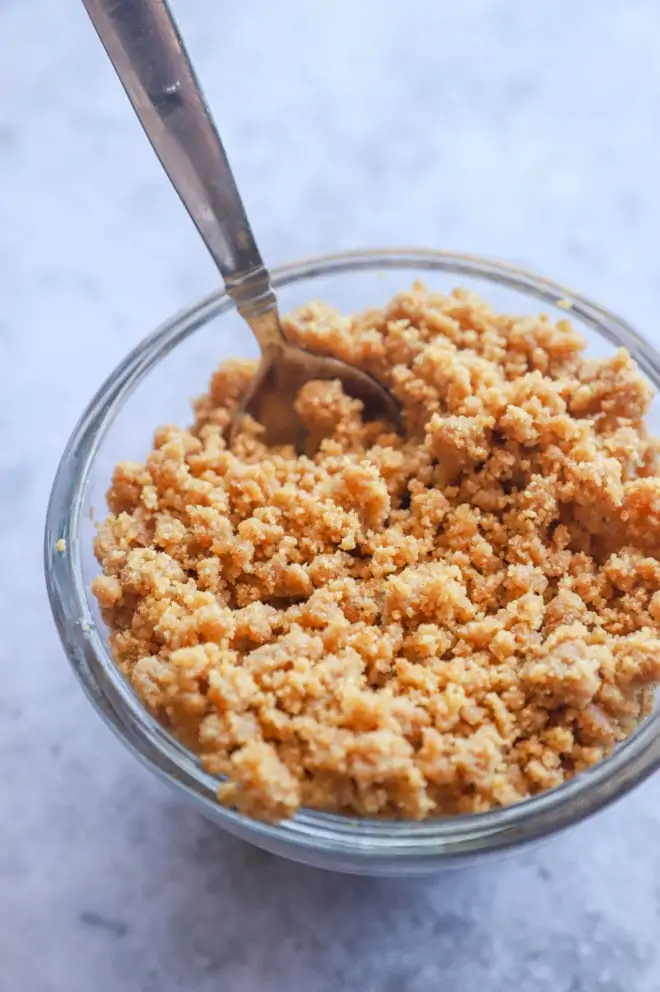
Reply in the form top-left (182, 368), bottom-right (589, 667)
top-left (45, 249), bottom-right (660, 875)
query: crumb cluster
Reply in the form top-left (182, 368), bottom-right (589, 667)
top-left (93, 285), bottom-right (660, 821)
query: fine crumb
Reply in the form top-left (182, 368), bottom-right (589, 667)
top-left (55, 538), bottom-right (67, 553)
top-left (93, 285), bottom-right (660, 822)
top-left (556, 298), bottom-right (573, 310)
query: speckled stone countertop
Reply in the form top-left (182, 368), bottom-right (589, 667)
top-left (3, 1), bottom-right (660, 989)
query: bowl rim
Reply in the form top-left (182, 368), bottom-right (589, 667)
top-left (44, 247), bottom-right (660, 867)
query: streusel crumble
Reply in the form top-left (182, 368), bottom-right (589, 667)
top-left (93, 285), bottom-right (660, 821)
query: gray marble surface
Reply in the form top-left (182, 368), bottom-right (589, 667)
top-left (3, 1), bottom-right (660, 989)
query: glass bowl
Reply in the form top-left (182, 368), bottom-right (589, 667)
top-left (45, 248), bottom-right (660, 875)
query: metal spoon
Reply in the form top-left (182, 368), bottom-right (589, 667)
top-left (82, 0), bottom-right (401, 449)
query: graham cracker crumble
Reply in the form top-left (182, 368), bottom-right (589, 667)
top-left (92, 285), bottom-right (660, 821)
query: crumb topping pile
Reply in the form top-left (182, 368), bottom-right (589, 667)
top-left (93, 286), bottom-right (660, 821)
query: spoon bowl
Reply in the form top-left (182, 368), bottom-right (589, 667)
top-left (237, 340), bottom-right (402, 448)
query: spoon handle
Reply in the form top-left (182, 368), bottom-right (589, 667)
top-left (82, 0), bottom-right (278, 326)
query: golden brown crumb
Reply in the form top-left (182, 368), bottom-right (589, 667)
top-left (93, 284), bottom-right (660, 821)
top-left (55, 538), bottom-right (66, 553)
